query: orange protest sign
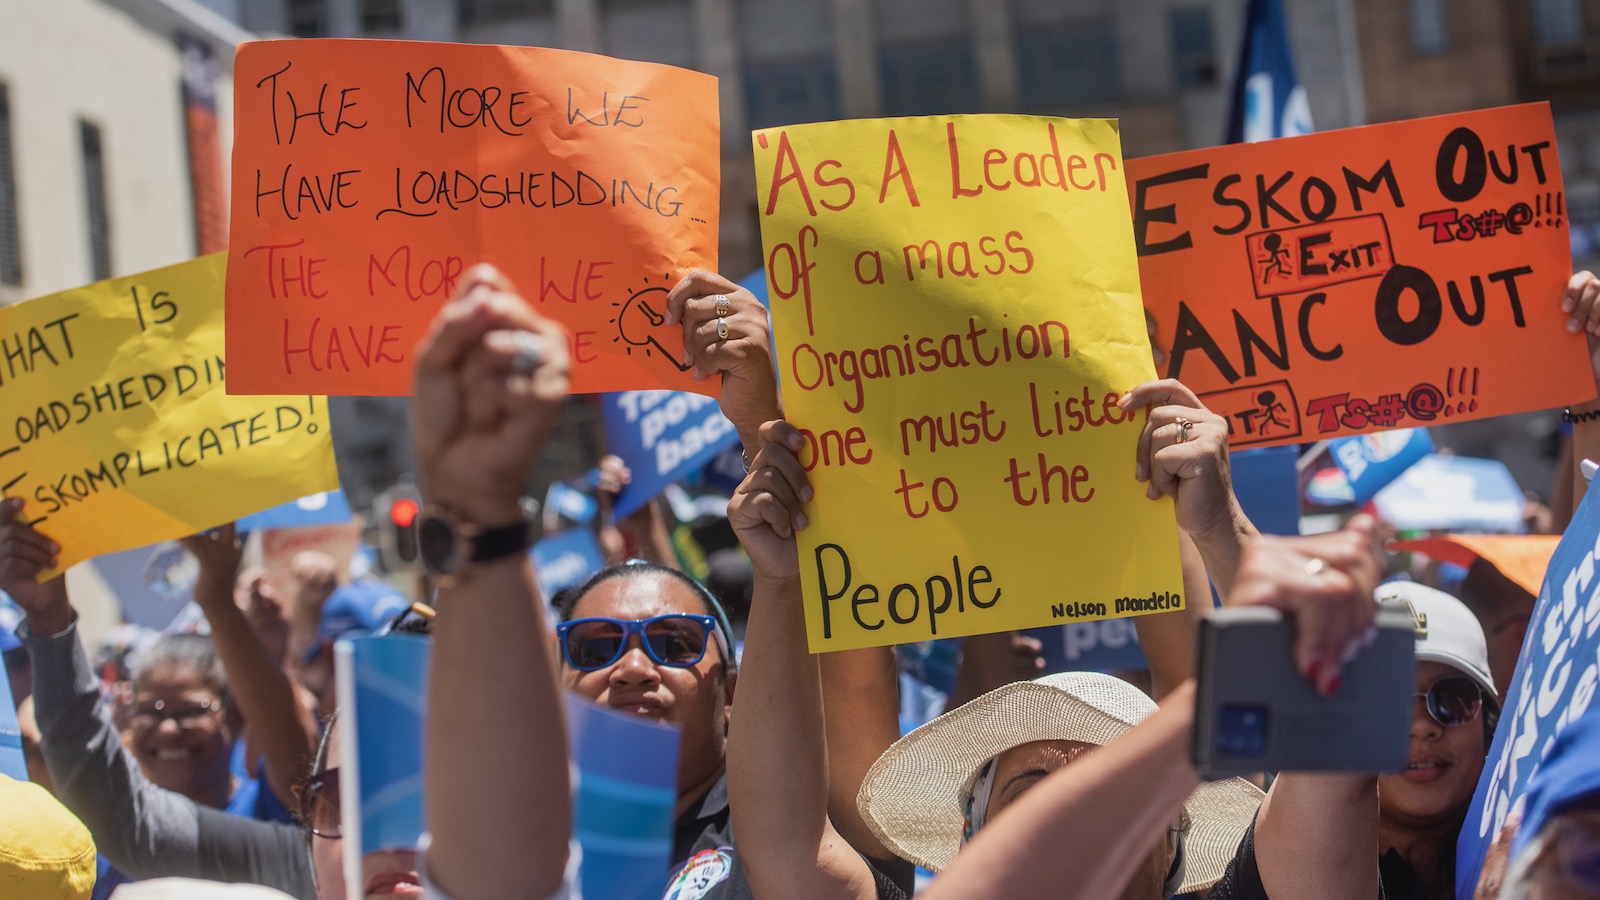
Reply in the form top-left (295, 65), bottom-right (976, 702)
top-left (226, 39), bottom-right (719, 397)
top-left (1127, 103), bottom-right (1593, 448)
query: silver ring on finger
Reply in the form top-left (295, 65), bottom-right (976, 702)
top-left (716, 317), bottom-right (729, 340)
top-left (510, 331), bottom-right (545, 375)
top-left (713, 294), bottom-right (732, 318)
top-left (1303, 558), bottom-right (1326, 576)
top-left (1174, 416), bottom-right (1193, 444)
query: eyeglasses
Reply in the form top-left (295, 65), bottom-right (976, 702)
top-left (295, 767), bottom-right (341, 839)
top-left (129, 698), bottom-right (224, 730)
top-left (1414, 676), bottom-right (1485, 728)
top-left (556, 614), bottom-right (721, 672)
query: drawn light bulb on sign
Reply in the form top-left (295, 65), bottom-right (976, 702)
top-left (611, 279), bottom-right (691, 371)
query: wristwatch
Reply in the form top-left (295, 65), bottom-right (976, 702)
top-left (417, 503), bottom-right (535, 583)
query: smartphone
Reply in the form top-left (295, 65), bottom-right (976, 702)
top-left (1193, 605), bottom-right (1416, 778)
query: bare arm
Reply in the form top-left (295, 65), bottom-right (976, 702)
top-left (726, 420), bottom-right (881, 900)
top-left (821, 645), bottom-right (906, 865)
top-left (1135, 531), bottom-right (1210, 700)
top-left (417, 266), bottom-right (573, 900)
top-left (921, 681), bottom-right (1201, 900)
top-left (1564, 272), bottom-right (1600, 508)
top-left (184, 525), bottom-right (318, 809)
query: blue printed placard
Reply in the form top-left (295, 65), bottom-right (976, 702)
top-left (335, 632), bottom-right (429, 892)
top-left (1456, 484), bottom-right (1600, 895)
top-left (1230, 446), bottom-right (1300, 536)
top-left (545, 481), bottom-right (600, 528)
top-left (566, 694), bottom-right (680, 900)
top-left (1329, 428), bottom-right (1434, 505)
top-left (238, 490), bottom-right (353, 532)
top-left (601, 391), bottom-right (740, 519)
top-left (531, 530), bottom-right (606, 604)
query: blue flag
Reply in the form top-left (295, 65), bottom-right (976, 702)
top-left (1457, 483), bottom-right (1600, 894)
top-left (237, 490), bottom-right (353, 532)
top-left (567, 695), bottom-right (680, 900)
top-left (335, 633), bottom-right (429, 880)
top-left (601, 391), bottom-right (740, 520)
top-left (1328, 429), bottom-right (1435, 505)
top-left (1225, 0), bottom-right (1313, 143)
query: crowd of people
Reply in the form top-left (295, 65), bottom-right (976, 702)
top-left (2, 262), bottom-right (1599, 900)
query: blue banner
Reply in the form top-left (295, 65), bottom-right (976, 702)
top-left (1329, 429), bottom-right (1434, 505)
top-left (531, 530), bottom-right (606, 605)
top-left (1457, 484), bottom-right (1600, 895)
top-left (566, 694), bottom-right (680, 900)
top-left (237, 490), bottom-right (353, 532)
top-left (601, 391), bottom-right (740, 520)
top-left (1225, 0), bottom-right (1313, 143)
top-left (1230, 446), bottom-right (1301, 536)
top-left (335, 634), bottom-right (428, 864)
top-left (1033, 619), bottom-right (1147, 674)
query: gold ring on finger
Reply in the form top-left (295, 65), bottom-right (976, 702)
top-left (1175, 416), bottom-right (1193, 444)
top-left (716, 317), bottom-right (729, 340)
top-left (713, 294), bottom-right (732, 318)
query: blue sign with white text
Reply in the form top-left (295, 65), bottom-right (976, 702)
top-left (1329, 429), bottom-right (1434, 505)
top-left (602, 391), bottom-right (740, 520)
top-left (1457, 484), bottom-right (1600, 896)
top-left (531, 530), bottom-right (606, 605)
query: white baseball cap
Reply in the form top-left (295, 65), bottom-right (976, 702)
top-left (1376, 581), bottom-right (1496, 698)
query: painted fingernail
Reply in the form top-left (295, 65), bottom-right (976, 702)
top-left (1306, 657), bottom-right (1322, 684)
top-left (794, 513), bottom-right (808, 530)
top-left (800, 486), bottom-right (814, 503)
top-left (1326, 672), bottom-right (1343, 696)
top-left (1570, 317), bottom-right (1583, 334)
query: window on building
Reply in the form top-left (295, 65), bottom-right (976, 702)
top-left (1408, 0), bottom-right (1451, 54)
top-left (79, 120), bottom-right (111, 282)
top-left (1017, 19), bottom-right (1119, 111)
top-left (0, 84), bottom-right (21, 287)
top-left (745, 58), bottom-right (840, 129)
top-left (880, 40), bottom-right (980, 117)
top-left (1169, 8), bottom-right (1217, 88)
top-left (361, 0), bottom-right (402, 31)
top-left (460, 0), bottom-right (553, 25)
top-left (1532, 0), bottom-right (1587, 45)
top-left (288, 0), bottom-right (325, 37)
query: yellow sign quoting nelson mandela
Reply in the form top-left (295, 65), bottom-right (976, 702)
top-left (753, 115), bottom-right (1184, 652)
top-left (0, 254), bottom-right (338, 574)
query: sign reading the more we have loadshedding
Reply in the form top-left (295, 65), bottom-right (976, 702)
top-left (1128, 103), bottom-right (1592, 449)
top-left (226, 39), bottom-right (719, 397)
top-left (754, 115), bottom-right (1184, 653)
top-left (0, 255), bottom-right (339, 575)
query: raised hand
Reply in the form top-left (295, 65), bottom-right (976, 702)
top-left (412, 264), bottom-right (571, 526)
top-left (1119, 379), bottom-right (1244, 541)
top-left (665, 270), bottom-right (781, 453)
top-left (0, 498), bottom-right (69, 634)
top-left (727, 420), bottom-right (812, 580)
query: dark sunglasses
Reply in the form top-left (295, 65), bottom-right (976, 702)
top-left (295, 767), bottom-right (341, 839)
top-left (556, 614), bottom-right (722, 672)
top-left (1415, 675), bottom-right (1485, 728)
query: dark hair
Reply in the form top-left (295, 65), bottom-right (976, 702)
top-left (131, 633), bottom-right (231, 705)
top-left (556, 561), bottom-right (738, 670)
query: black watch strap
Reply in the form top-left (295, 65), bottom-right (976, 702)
top-left (469, 518), bottom-right (534, 565)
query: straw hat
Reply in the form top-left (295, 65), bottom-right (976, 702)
top-left (857, 672), bottom-right (1263, 893)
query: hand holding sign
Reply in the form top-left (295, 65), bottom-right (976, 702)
top-left (667, 270), bottom-right (780, 453)
top-left (728, 420), bottom-right (812, 580)
top-left (412, 265), bottom-right (570, 527)
top-left (1121, 380), bottom-right (1247, 547)
top-left (0, 500), bottom-right (69, 635)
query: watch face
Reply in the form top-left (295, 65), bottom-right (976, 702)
top-left (417, 515), bottom-right (459, 574)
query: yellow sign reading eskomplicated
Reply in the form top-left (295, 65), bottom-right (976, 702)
top-left (753, 115), bottom-right (1184, 652)
top-left (0, 254), bottom-right (339, 574)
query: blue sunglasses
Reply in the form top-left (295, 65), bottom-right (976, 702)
top-left (556, 614), bottom-right (725, 671)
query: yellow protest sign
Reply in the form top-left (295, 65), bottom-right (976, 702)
top-left (0, 254), bottom-right (339, 574)
top-left (753, 115), bottom-right (1184, 653)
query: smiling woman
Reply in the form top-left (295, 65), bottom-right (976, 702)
top-left (127, 634), bottom-right (239, 810)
